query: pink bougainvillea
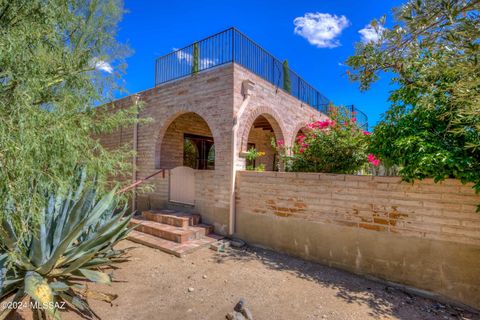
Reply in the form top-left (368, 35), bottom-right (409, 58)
top-left (367, 154), bottom-right (380, 167)
top-left (307, 119), bottom-right (335, 130)
top-left (274, 106), bottom-right (370, 174)
top-left (362, 131), bottom-right (371, 135)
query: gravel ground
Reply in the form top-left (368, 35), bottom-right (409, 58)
top-left (59, 240), bottom-right (478, 320)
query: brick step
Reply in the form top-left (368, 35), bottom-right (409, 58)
top-left (127, 230), bottom-right (222, 257)
top-left (142, 210), bottom-right (201, 228)
top-left (129, 218), bottom-right (212, 244)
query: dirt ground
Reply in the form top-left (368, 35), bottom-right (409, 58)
top-left (60, 240), bottom-right (477, 320)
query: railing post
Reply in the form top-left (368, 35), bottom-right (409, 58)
top-left (298, 79), bottom-right (300, 100)
top-left (231, 28), bottom-right (235, 63)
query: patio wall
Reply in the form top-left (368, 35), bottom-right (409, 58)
top-left (234, 171), bottom-right (480, 309)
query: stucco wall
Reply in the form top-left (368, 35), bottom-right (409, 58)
top-left (235, 171), bottom-right (480, 309)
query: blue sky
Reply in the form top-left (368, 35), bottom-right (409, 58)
top-left (117, 0), bottom-right (405, 127)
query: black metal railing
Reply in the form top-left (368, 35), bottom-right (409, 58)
top-left (154, 27), bottom-right (368, 130)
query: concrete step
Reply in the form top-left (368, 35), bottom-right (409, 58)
top-left (127, 230), bottom-right (222, 257)
top-left (142, 210), bottom-right (201, 228)
top-left (129, 218), bottom-right (211, 243)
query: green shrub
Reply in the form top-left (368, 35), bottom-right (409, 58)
top-left (0, 0), bottom-right (139, 243)
top-left (245, 147), bottom-right (266, 171)
top-left (283, 60), bottom-right (292, 93)
top-left (0, 170), bottom-right (133, 319)
top-left (346, 0), bottom-right (480, 203)
top-left (192, 42), bottom-right (199, 74)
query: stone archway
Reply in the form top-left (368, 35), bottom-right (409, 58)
top-left (238, 106), bottom-right (286, 154)
top-left (238, 106), bottom-right (286, 171)
top-left (154, 110), bottom-right (219, 170)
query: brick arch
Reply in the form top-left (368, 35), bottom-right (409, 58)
top-left (238, 105), bottom-right (287, 153)
top-left (290, 122), bottom-right (309, 147)
top-left (154, 109), bottom-right (220, 169)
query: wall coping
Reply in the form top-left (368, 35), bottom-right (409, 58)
top-left (236, 170), bottom-right (473, 187)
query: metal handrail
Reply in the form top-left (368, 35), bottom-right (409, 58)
top-left (117, 169), bottom-right (167, 194)
top-left (154, 27), bottom-right (368, 130)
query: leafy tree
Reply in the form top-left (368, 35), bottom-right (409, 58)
top-left (346, 0), bottom-right (480, 194)
top-left (276, 107), bottom-right (372, 173)
top-left (283, 60), bottom-right (292, 93)
top-left (0, 0), bottom-right (138, 239)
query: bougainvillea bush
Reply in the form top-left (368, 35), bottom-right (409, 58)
top-left (276, 107), bottom-right (377, 174)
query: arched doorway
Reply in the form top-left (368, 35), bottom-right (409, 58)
top-left (156, 112), bottom-right (216, 204)
top-left (244, 114), bottom-right (285, 171)
top-left (158, 112), bottom-right (215, 170)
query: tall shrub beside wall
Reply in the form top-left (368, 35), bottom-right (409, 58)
top-left (282, 60), bottom-right (291, 93)
top-left (192, 42), bottom-right (200, 74)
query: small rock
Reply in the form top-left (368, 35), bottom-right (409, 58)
top-left (202, 275), bottom-right (208, 279)
top-left (211, 240), bottom-right (231, 252)
top-left (226, 311), bottom-right (246, 320)
top-left (240, 307), bottom-right (254, 320)
top-left (234, 298), bottom-right (245, 312)
top-left (229, 238), bottom-right (246, 248)
top-left (188, 287), bottom-right (194, 292)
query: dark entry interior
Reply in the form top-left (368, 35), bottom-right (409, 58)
top-left (183, 133), bottom-right (215, 170)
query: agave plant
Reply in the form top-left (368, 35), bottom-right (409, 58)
top-left (0, 171), bottom-right (133, 319)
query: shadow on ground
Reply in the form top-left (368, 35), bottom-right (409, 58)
top-left (213, 245), bottom-right (477, 320)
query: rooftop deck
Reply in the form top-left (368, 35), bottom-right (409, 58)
top-left (154, 27), bottom-right (367, 130)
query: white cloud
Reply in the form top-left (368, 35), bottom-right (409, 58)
top-left (93, 59), bottom-right (113, 74)
top-left (294, 12), bottom-right (350, 48)
top-left (358, 24), bottom-right (386, 43)
top-left (174, 48), bottom-right (215, 67)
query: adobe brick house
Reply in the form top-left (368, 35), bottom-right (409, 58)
top-left (100, 28), bottom-right (367, 237)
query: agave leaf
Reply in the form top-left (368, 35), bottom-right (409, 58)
top-left (60, 188), bottom-right (96, 240)
top-left (64, 214), bottom-right (129, 264)
top-left (37, 190), bottom-right (115, 275)
top-left (64, 210), bottom-right (124, 256)
top-left (58, 291), bottom-right (99, 319)
top-left (84, 289), bottom-right (118, 303)
top-left (80, 258), bottom-right (112, 268)
top-left (29, 215), bottom-right (47, 267)
top-left (76, 269), bottom-right (111, 285)
top-left (51, 190), bottom-right (73, 250)
top-left (49, 281), bottom-right (70, 292)
top-left (57, 251), bottom-right (98, 275)
top-left (0, 254), bottom-right (6, 288)
top-left (73, 167), bottom-right (87, 202)
top-left (24, 271), bottom-right (59, 319)
top-left (0, 278), bottom-right (23, 299)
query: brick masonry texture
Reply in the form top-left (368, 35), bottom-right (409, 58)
top-left (97, 63), bottom-right (480, 309)
top-left (98, 63), bottom-right (325, 234)
top-left (235, 171), bottom-right (480, 309)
